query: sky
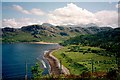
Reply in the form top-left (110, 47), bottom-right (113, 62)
top-left (1, 0), bottom-right (119, 2)
top-left (2, 2), bottom-right (120, 28)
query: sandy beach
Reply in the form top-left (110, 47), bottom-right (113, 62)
top-left (30, 42), bottom-right (58, 44)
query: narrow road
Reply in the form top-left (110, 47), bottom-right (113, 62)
top-left (44, 48), bottom-right (70, 76)
top-left (44, 49), bottom-right (60, 75)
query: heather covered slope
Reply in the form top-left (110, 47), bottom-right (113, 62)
top-left (1, 23), bottom-right (113, 43)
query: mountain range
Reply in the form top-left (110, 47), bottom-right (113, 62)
top-left (1, 23), bottom-right (113, 43)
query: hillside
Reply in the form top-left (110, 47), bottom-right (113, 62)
top-left (2, 23), bottom-right (113, 43)
top-left (60, 28), bottom-right (120, 68)
top-left (51, 27), bottom-right (120, 79)
top-left (60, 27), bottom-right (120, 52)
top-left (52, 45), bottom-right (117, 75)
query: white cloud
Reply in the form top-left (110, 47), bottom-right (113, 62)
top-left (115, 3), bottom-right (120, 8)
top-left (12, 5), bottom-right (45, 16)
top-left (2, 18), bottom-right (43, 28)
top-left (3, 18), bottom-right (18, 27)
top-left (13, 5), bottom-right (30, 14)
top-left (30, 8), bottom-right (45, 16)
top-left (95, 10), bottom-right (118, 27)
top-left (3, 3), bottom-right (118, 28)
top-left (47, 3), bottom-right (118, 27)
top-left (47, 3), bottom-right (97, 25)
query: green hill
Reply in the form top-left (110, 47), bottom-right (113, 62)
top-left (60, 28), bottom-right (120, 68)
top-left (51, 27), bottom-right (120, 77)
top-left (60, 27), bottom-right (120, 52)
top-left (1, 23), bottom-right (113, 43)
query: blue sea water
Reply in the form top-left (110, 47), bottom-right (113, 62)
top-left (2, 43), bottom-right (59, 79)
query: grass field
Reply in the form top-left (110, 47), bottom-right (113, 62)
top-left (52, 45), bottom-right (117, 75)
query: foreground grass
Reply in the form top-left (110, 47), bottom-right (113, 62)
top-left (52, 45), bottom-right (117, 75)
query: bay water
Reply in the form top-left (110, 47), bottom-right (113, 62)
top-left (2, 43), bottom-right (59, 79)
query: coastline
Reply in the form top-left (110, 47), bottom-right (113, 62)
top-left (44, 46), bottom-right (70, 76)
top-left (30, 42), bottom-right (58, 44)
top-left (2, 41), bottom-right (58, 44)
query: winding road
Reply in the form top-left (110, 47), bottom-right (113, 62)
top-left (44, 48), bottom-right (70, 76)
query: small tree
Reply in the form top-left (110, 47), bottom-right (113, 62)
top-left (31, 63), bottom-right (43, 79)
top-left (87, 48), bottom-right (91, 52)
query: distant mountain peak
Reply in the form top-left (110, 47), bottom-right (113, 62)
top-left (86, 23), bottom-right (98, 27)
top-left (65, 23), bottom-right (98, 28)
top-left (42, 23), bottom-right (54, 27)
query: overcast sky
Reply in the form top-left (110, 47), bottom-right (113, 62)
top-left (2, 2), bottom-right (120, 28)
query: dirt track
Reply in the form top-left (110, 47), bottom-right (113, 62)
top-left (44, 48), bottom-right (70, 76)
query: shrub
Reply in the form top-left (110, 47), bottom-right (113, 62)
top-left (60, 32), bottom-right (69, 36)
top-left (31, 63), bottom-right (43, 79)
top-left (60, 53), bottom-right (66, 58)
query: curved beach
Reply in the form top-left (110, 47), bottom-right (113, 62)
top-left (30, 42), bottom-right (58, 44)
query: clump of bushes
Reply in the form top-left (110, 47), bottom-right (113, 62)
top-left (69, 46), bottom-right (81, 52)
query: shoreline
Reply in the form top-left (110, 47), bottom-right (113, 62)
top-left (44, 47), bottom-right (70, 75)
top-left (30, 42), bottom-right (59, 44)
top-left (2, 41), bottom-right (59, 44)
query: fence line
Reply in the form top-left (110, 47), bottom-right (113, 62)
top-left (2, 63), bottom-right (35, 79)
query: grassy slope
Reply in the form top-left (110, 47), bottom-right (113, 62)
top-left (2, 28), bottom-right (79, 43)
top-left (3, 25), bottom-right (113, 43)
top-left (2, 31), bottom-right (38, 42)
top-left (52, 45), bottom-right (117, 75)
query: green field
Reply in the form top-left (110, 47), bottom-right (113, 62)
top-left (52, 45), bottom-right (117, 75)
